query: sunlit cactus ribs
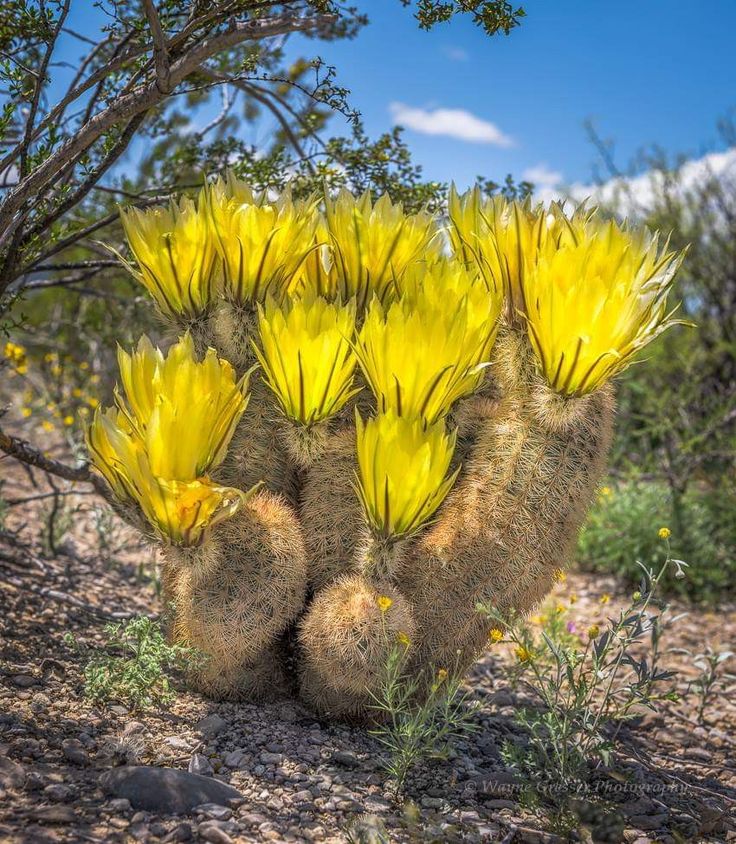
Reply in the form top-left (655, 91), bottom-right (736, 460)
top-left (86, 176), bottom-right (685, 719)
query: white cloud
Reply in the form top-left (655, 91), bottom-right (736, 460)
top-left (522, 164), bottom-right (563, 188)
top-left (533, 147), bottom-right (736, 214)
top-left (389, 102), bottom-right (514, 147)
top-left (442, 46), bottom-right (469, 62)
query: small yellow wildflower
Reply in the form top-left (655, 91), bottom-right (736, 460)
top-left (63, 415), bottom-right (74, 427)
top-left (569, 593), bottom-right (578, 605)
top-left (80, 361), bottom-right (89, 370)
top-left (50, 364), bottom-right (63, 377)
top-left (41, 420), bottom-right (55, 432)
top-left (489, 628), bottom-right (504, 643)
top-left (90, 374), bottom-right (101, 385)
top-left (599, 593), bottom-right (611, 605)
top-left (437, 668), bottom-right (448, 682)
top-left (632, 591), bottom-right (642, 601)
top-left (72, 388), bottom-right (83, 398)
top-left (555, 602), bottom-right (566, 614)
top-left (397, 631), bottom-right (411, 648)
top-left (658, 527), bottom-right (671, 540)
top-left (21, 407), bottom-right (32, 418)
top-left (4, 341), bottom-right (26, 367)
top-left (587, 624), bottom-right (601, 639)
top-left (515, 646), bottom-right (533, 663)
top-left (530, 615), bottom-right (544, 625)
top-left (87, 397), bottom-right (99, 408)
top-left (599, 486), bottom-right (612, 497)
top-left (43, 352), bottom-right (57, 363)
top-left (554, 569), bottom-right (567, 584)
top-left (78, 406), bottom-right (90, 417)
top-left (376, 595), bottom-right (393, 613)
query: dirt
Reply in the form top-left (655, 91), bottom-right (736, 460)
top-left (1, 457), bottom-right (735, 844)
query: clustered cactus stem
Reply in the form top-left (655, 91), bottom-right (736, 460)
top-left (86, 174), bottom-right (685, 720)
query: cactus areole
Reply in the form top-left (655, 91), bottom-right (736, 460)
top-left (87, 177), bottom-right (686, 720)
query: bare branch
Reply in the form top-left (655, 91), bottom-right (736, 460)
top-left (0, 13), bottom-right (336, 243)
top-left (142, 0), bottom-right (172, 93)
top-left (0, 426), bottom-right (113, 502)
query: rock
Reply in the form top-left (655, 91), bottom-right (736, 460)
top-left (189, 753), bottom-right (214, 777)
top-left (163, 822), bottom-right (193, 842)
top-left (198, 821), bottom-right (234, 843)
top-left (11, 674), bottom-right (37, 688)
top-left (195, 803), bottom-right (232, 821)
top-left (421, 796), bottom-right (444, 809)
top-left (62, 738), bottom-right (90, 766)
top-left (108, 798), bottom-right (132, 813)
top-left (197, 715), bottom-right (227, 738)
top-left (0, 757), bottom-right (25, 789)
top-left (163, 736), bottom-right (192, 752)
top-left (100, 766), bottom-right (243, 814)
top-left (44, 783), bottom-right (74, 801)
top-left (628, 814), bottom-right (669, 831)
top-left (331, 750), bottom-right (360, 769)
top-left (30, 805), bottom-right (76, 824)
top-left (222, 751), bottom-right (244, 769)
top-left (260, 751), bottom-right (283, 765)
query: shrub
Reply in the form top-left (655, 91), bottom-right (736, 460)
top-left (577, 481), bottom-right (736, 602)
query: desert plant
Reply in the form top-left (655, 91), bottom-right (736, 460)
top-left (578, 481), bottom-right (736, 601)
top-left (369, 641), bottom-right (478, 792)
top-left (76, 615), bottom-right (198, 710)
top-left (62, 178), bottom-right (687, 718)
top-left (480, 534), bottom-right (682, 802)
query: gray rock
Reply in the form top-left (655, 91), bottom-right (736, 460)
top-left (62, 738), bottom-right (90, 766)
top-left (628, 814), bottom-right (669, 832)
top-left (108, 798), bottom-right (132, 813)
top-left (421, 796), bottom-right (444, 809)
top-left (163, 736), bottom-right (192, 752)
top-left (260, 751), bottom-right (283, 765)
top-left (222, 751), bottom-right (244, 769)
top-left (0, 757), bottom-right (25, 789)
top-left (195, 803), bottom-right (232, 821)
top-left (163, 822), bottom-right (193, 842)
top-left (44, 783), bottom-right (74, 801)
top-left (197, 715), bottom-right (227, 738)
top-left (189, 753), bottom-right (214, 777)
top-left (198, 821), bottom-right (236, 843)
top-left (100, 766), bottom-right (242, 814)
top-left (331, 750), bottom-right (360, 768)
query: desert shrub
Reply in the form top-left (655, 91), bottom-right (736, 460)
top-left (480, 543), bottom-right (682, 814)
top-left (69, 615), bottom-right (199, 711)
top-left (577, 481), bottom-right (736, 603)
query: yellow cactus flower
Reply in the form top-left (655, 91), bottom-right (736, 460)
top-left (4, 341), bottom-right (26, 368)
top-left (520, 214), bottom-right (686, 396)
top-left (324, 189), bottom-right (441, 309)
top-left (207, 181), bottom-right (318, 304)
top-left (86, 335), bottom-right (251, 545)
top-left (253, 296), bottom-right (359, 426)
top-left (658, 526), bottom-right (671, 540)
top-left (448, 186), bottom-right (588, 309)
top-left (115, 334), bottom-right (249, 478)
top-left (376, 595), bottom-right (394, 613)
top-left (354, 410), bottom-right (459, 539)
top-left (87, 409), bottom-right (246, 544)
top-left (355, 282), bottom-right (496, 424)
top-left (489, 628), bottom-right (504, 643)
top-left (119, 197), bottom-right (217, 321)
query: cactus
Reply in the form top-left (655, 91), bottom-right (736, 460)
top-left (87, 177), bottom-right (685, 718)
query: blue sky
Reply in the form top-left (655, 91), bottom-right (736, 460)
top-left (286, 0), bottom-right (736, 192)
top-left (55, 1), bottom-right (736, 194)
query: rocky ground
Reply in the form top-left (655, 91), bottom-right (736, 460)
top-left (1, 465), bottom-right (735, 843)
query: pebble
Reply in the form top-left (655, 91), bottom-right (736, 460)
top-left (61, 738), bottom-right (90, 766)
top-left (196, 803), bottom-right (232, 821)
top-left (197, 715), bottom-right (227, 737)
top-left (189, 752), bottom-right (215, 776)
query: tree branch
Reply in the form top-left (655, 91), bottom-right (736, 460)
top-left (0, 13), bottom-right (336, 250)
top-left (142, 0), bottom-right (172, 93)
top-left (0, 426), bottom-right (113, 502)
